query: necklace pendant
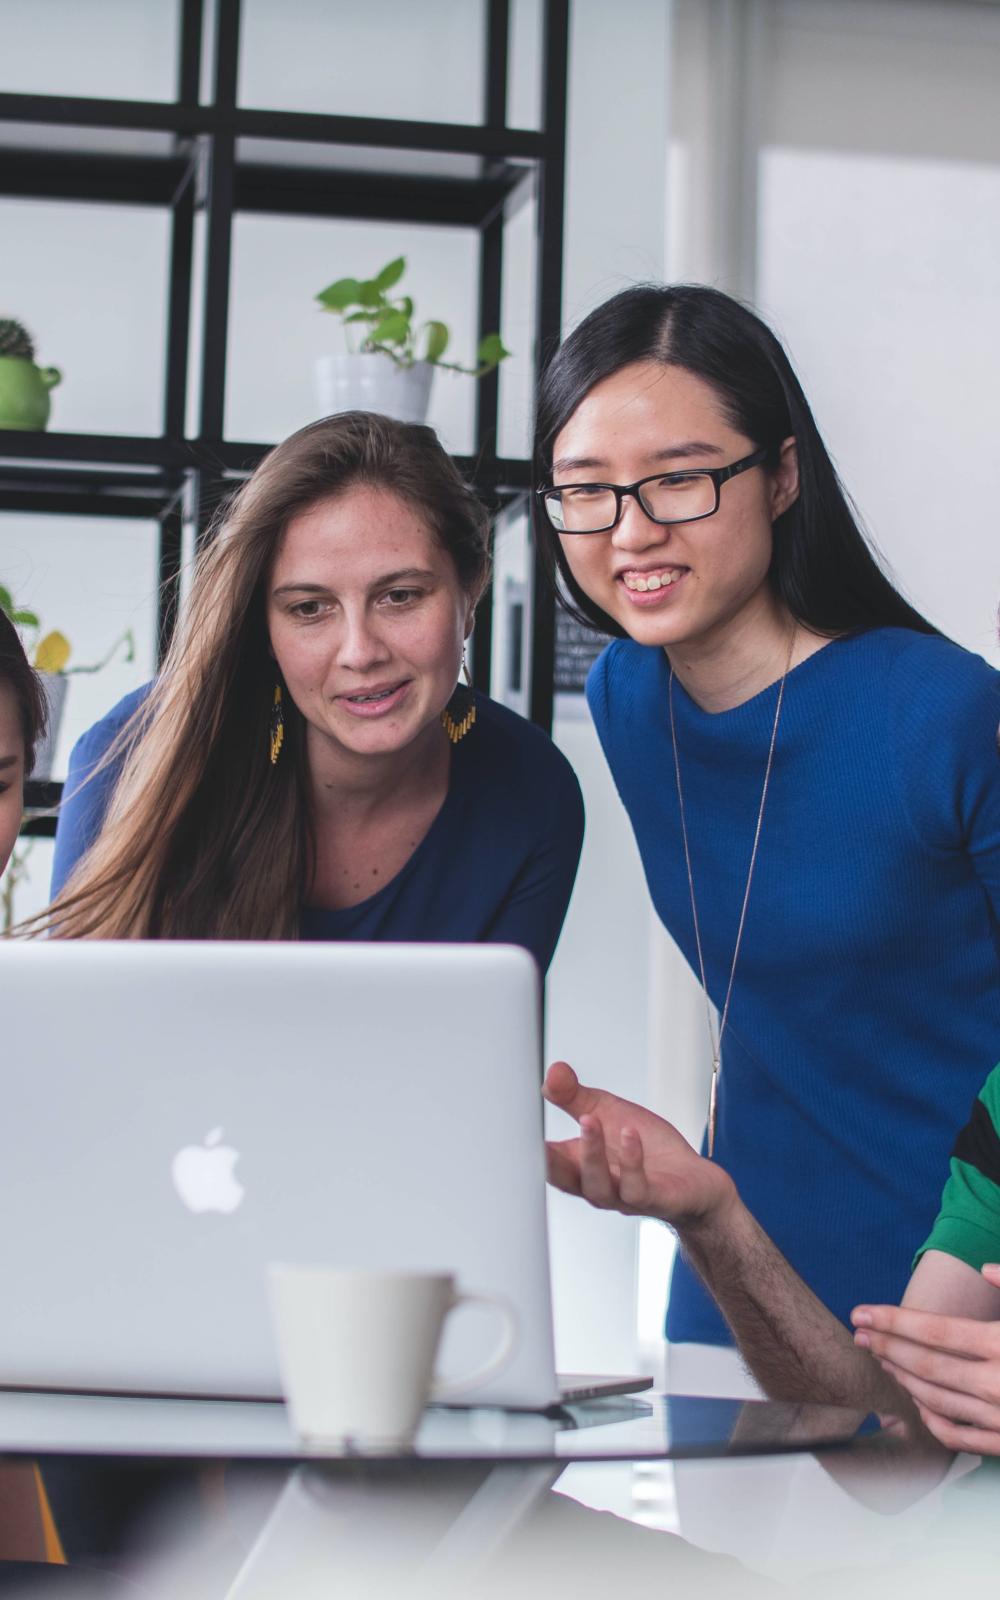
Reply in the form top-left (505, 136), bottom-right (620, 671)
top-left (707, 1067), bottom-right (719, 1160)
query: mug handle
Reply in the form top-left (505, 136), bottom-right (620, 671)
top-left (38, 367), bottom-right (62, 390)
top-left (429, 1292), bottom-right (518, 1402)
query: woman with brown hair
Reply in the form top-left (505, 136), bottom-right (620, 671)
top-left (46, 411), bottom-right (582, 967)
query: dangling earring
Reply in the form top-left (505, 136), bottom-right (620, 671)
top-left (269, 683), bottom-right (285, 765)
top-left (441, 652), bottom-right (476, 745)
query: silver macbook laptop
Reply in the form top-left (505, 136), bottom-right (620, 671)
top-left (1, 941), bottom-right (649, 1411)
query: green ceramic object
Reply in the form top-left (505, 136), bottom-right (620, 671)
top-left (0, 357), bottom-right (62, 430)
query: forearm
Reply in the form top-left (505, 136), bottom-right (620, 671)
top-left (677, 1197), bottom-right (919, 1418)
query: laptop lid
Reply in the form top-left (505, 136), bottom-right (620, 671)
top-left (1, 941), bottom-right (561, 1408)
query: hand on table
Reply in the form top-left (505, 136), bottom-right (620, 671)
top-left (542, 1060), bottom-right (735, 1229)
top-left (852, 1265), bottom-right (1000, 1455)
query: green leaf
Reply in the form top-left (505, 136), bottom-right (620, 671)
top-left (396, 296), bottom-right (413, 319)
top-left (0, 584), bottom-right (13, 616)
top-left (370, 310), bottom-right (410, 346)
top-left (12, 609), bottom-right (39, 629)
top-left (344, 309), bottom-right (380, 324)
top-left (375, 256), bottom-right (406, 292)
top-left (355, 279), bottom-right (386, 309)
top-left (476, 333), bottom-right (511, 368)
top-left (423, 321), bottom-right (450, 363)
top-left (316, 276), bottom-right (362, 311)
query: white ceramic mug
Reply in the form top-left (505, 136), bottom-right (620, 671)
top-left (267, 1265), bottom-right (517, 1449)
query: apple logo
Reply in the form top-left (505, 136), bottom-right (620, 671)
top-left (171, 1127), bottom-right (245, 1214)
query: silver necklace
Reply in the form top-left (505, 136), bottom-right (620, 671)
top-left (667, 629), bottom-right (796, 1159)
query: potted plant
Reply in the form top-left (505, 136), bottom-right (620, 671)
top-left (0, 319), bottom-right (62, 431)
top-left (0, 584), bottom-right (134, 781)
top-left (314, 256), bottom-right (509, 425)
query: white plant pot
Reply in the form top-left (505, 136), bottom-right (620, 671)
top-left (31, 671), bottom-right (69, 782)
top-left (315, 354), bottom-right (434, 425)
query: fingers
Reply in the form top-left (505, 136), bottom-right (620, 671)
top-left (577, 1116), bottom-right (621, 1209)
top-left (852, 1303), bottom-right (1000, 1362)
top-left (983, 1263), bottom-right (1000, 1287)
top-left (616, 1126), bottom-right (652, 1210)
top-left (914, 1402), bottom-right (1000, 1456)
top-left (876, 1356), bottom-right (1000, 1430)
top-left (542, 1060), bottom-right (603, 1119)
top-left (545, 1138), bottom-right (583, 1197)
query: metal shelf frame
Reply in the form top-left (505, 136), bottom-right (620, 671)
top-left (1, 0), bottom-right (566, 732)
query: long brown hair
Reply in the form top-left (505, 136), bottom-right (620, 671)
top-left (40, 412), bottom-right (490, 940)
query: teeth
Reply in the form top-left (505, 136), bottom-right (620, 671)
top-left (623, 570), bottom-right (681, 592)
top-left (349, 687), bottom-right (395, 703)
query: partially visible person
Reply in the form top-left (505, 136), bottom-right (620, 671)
top-left (0, 607), bottom-right (47, 882)
top-left (0, 609), bottom-right (62, 1569)
top-left (544, 1057), bottom-right (1000, 1455)
top-left (851, 1063), bottom-right (1000, 1455)
top-left (41, 412), bottom-right (583, 966)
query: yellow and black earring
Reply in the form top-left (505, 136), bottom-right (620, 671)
top-left (269, 683), bottom-right (285, 765)
top-left (441, 654), bottom-right (476, 745)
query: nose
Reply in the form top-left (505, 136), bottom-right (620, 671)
top-left (336, 608), bottom-right (392, 674)
top-left (609, 492), bottom-right (670, 552)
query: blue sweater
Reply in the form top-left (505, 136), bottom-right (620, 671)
top-left (587, 628), bottom-right (1000, 1345)
top-left (51, 688), bottom-right (584, 975)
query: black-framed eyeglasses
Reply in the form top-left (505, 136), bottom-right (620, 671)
top-left (536, 447), bottom-right (769, 535)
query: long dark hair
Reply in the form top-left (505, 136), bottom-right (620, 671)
top-left (0, 608), bottom-right (47, 771)
top-left (533, 283), bottom-right (937, 640)
top-left (39, 412), bottom-right (490, 940)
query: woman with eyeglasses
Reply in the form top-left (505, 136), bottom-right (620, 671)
top-left (532, 284), bottom-right (1000, 1387)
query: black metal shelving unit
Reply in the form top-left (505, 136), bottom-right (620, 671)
top-left (3, 0), bottom-right (569, 835)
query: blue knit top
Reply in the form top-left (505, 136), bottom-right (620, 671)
top-left (51, 687), bottom-right (584, 975)
top-left (587, 627), bottom-right (1000, 1345)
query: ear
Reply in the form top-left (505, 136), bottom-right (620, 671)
top-left (770, 436), bottom-right (799, 520)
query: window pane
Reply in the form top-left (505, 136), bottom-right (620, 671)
top-left (0, 0), bottom-right (179, 102)
top-left (226, 213), bottom-right (481, 455)
top-left (238, 0), bottom-right (486, 124)
top-left (1, 199), bottom-right (170, 437)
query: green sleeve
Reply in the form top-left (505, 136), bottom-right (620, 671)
top-left (914, 1065), bottom-right (1000, 1272)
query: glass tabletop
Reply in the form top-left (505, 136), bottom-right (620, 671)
top-left (0, 1388), bottom-right (872, 1465)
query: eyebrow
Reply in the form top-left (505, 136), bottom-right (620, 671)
top-left (272, 568), bottom-right (438, 598)
top-left (552, 441), bottom-right (727, 476)
top-left (0, 754), bottom-right (19, 771)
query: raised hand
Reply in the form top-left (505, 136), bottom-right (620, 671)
top-left (852, 1264), bottom-right (1000, 1456)
top-left (542, 1060), bottom-right (735, 1228)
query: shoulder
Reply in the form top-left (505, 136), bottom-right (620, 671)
top-left (878, 627), bottom-right (1000, 719)
top-left (461, 693), bottom-right (584, 841)
top-left (68, 682), bottom-right (153, 771)
top-left (469, 692), bottom-right (581, 797)
top-left (585, 637), bottom-right (657, 728)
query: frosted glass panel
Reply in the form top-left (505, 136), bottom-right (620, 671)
top-left (508, 0), bottom-right (543, 131)
top-left (0, 199), bottom-right (170, 437)
top-left (497, 187), bottom-right (537, 461)
top-left (226, 214), bottom-right (481, 455)
top-left (0, 0), bottom-right (179, 102)
top-left (0, 513), bottom-right (159, 780)
top-left (757, 146), bottom-right (1000, 662)
top-left (238, 0), bottom-right (485, 123)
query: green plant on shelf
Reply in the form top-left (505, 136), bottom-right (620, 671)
top-left (0, 320), bottom-right (35, 361)
top-left (0, 585), bottom-right (135, 677)
top-left (316, 256), bottom-right (510, 377)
